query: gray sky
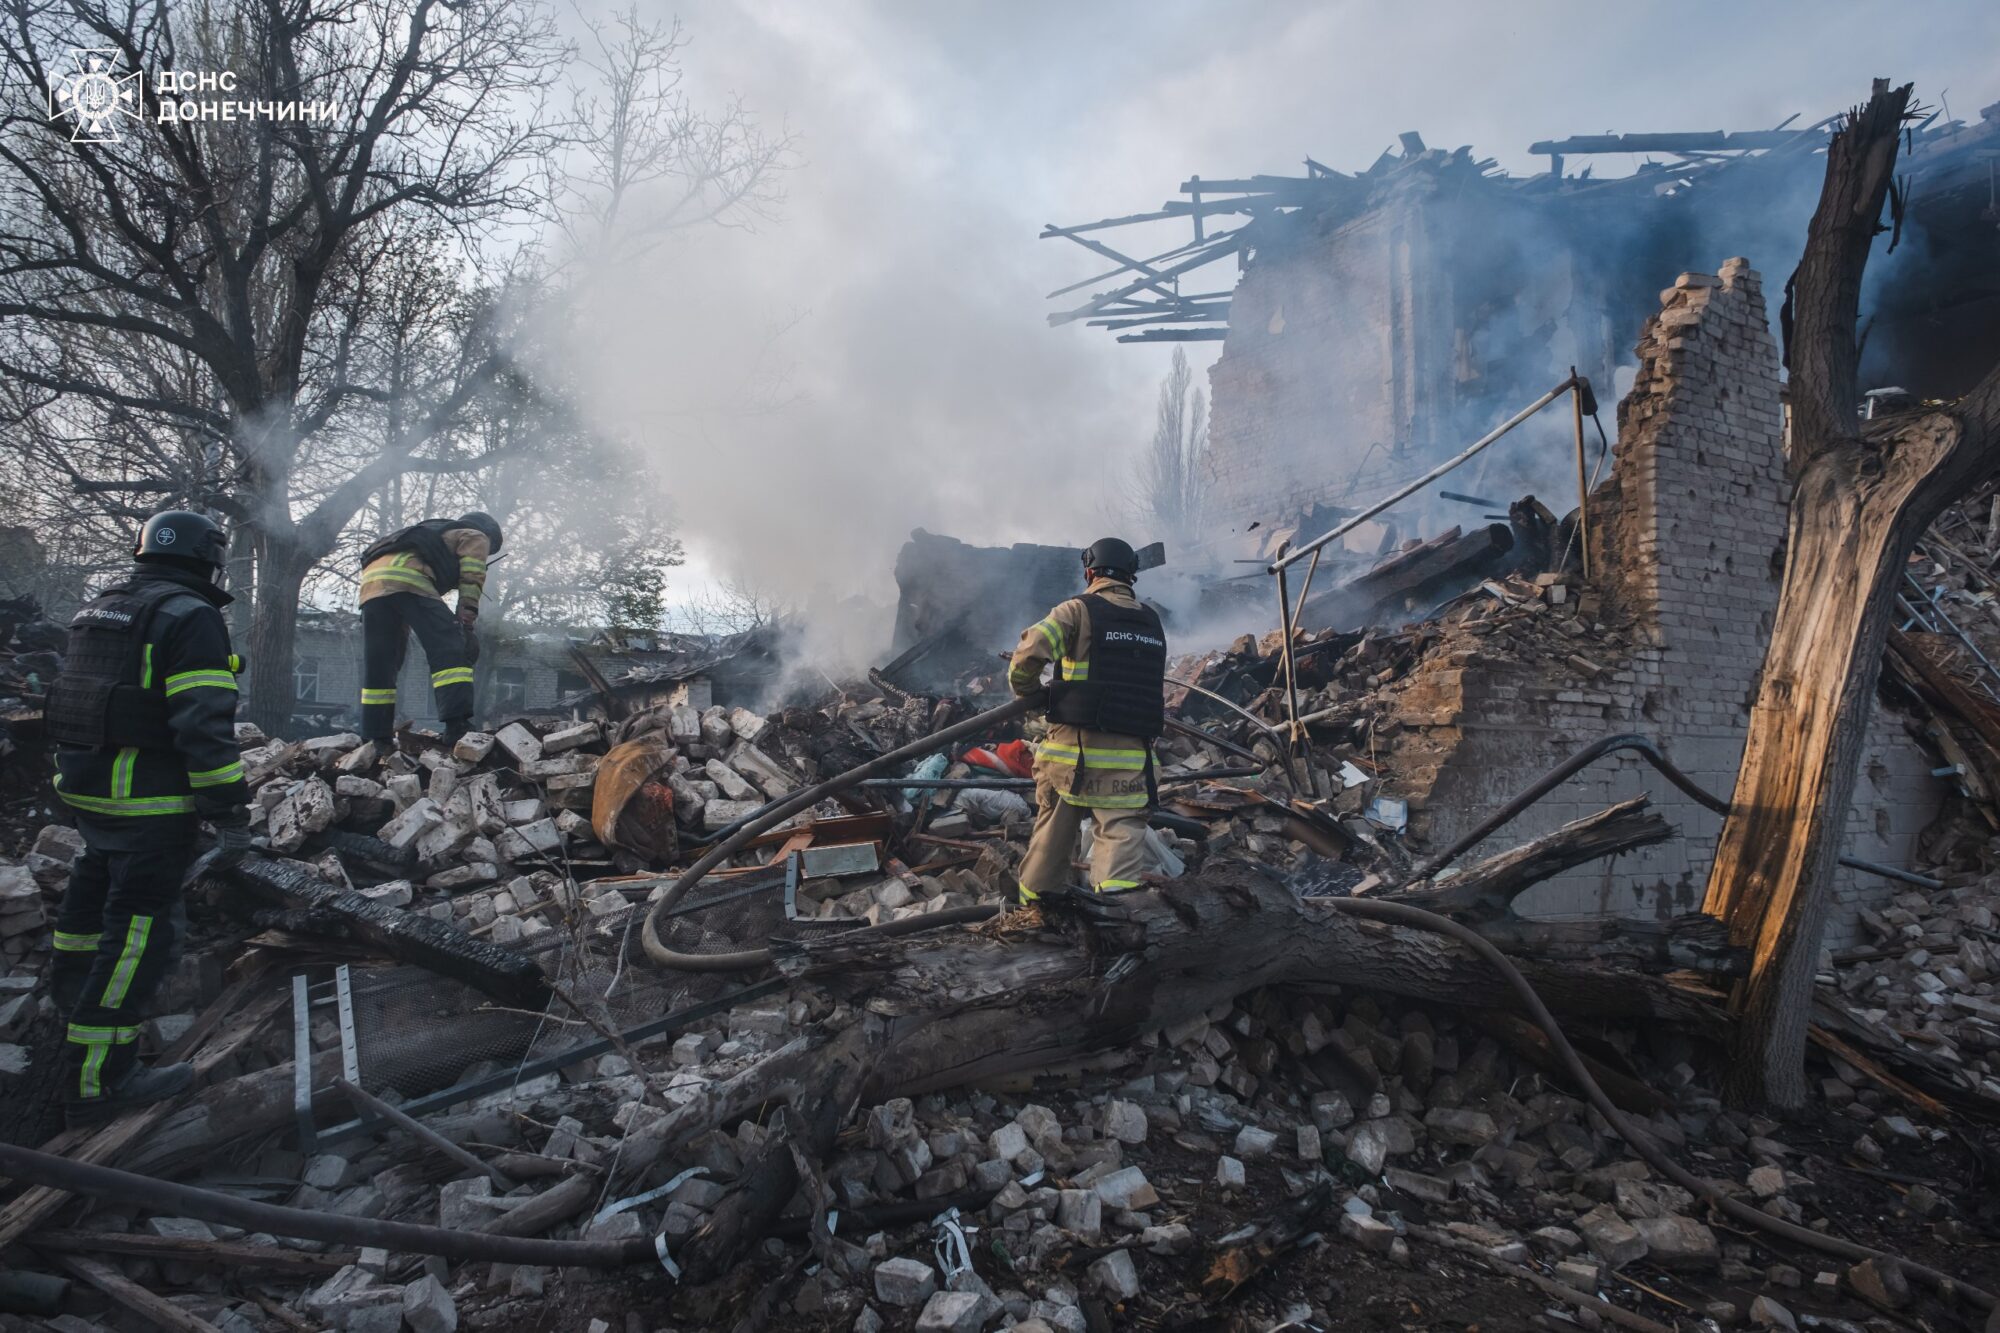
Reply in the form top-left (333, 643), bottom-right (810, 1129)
top-left (561, 0), bottom-right (2000, 615)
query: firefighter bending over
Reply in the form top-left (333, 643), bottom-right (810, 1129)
top-left (45, 511), bottom-right (253, 1124)
top-left (1007, 537), bottom-right (1167, 902)
top-left (357, 512), bottom-right (502, 744)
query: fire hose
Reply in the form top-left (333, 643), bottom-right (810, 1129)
top-left (641, 695), bottom-right (1038, 971)
top-left (1317, 895), bottom-right (1993, 1312)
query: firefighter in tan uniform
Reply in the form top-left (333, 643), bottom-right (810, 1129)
top-left (1007, 538), bottom-right (1167, 902)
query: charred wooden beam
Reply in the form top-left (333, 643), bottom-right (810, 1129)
top-left (1388, 798), bottom-right (1673, 919)
top-left (1301, 522), bottom-right (1514, 629)
top-left (221, 856), bottom-right (551, 1010)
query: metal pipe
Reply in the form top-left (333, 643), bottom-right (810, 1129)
top-left (860, 766), bottom-right (1260, 791)
top-left (1163, 678), bottom-right (1284, 742)
top-left (1290, 545), bottom-right (1323, 627)
top-left (1272, 552), bottom-right (1317, 795)
top-left (1569, 367), bottom-right (1593, 580)
top-left (1270, 377), bottom-right (1575, 573)
top-left (334, 1077), bottom-right (516, 1192)
top-left (1902, 570), bottom-right (2000, 700)
top-left (1412, 732), bottom-right (1940, 890)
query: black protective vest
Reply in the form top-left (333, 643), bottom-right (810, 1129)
top-left (360, 519), bottom-right (463, 593)
top-left (45, 580), bottom-right (190, 749)
top-left (1047, 593), bottom-right (1167, 740)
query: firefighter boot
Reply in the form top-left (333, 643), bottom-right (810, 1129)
top-left (67, 1061), bottom-right (195, 1128)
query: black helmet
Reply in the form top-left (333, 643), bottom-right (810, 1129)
top-left (457, 511), bottom-right (503, 555)
top-left (1081, 537), bottom-right (1138, 583)
top-left (135, 510), bottom-right (227, 568)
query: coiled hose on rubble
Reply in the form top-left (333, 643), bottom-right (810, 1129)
top-left (640, 695), bottom-right (1039, 971)
top-left (637, 699), bottom-right (1995, 1311)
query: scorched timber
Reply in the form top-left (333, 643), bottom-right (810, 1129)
top-left (221, 856), bottom-right (551, 1009)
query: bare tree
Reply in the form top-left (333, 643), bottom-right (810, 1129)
top-left (0, 0), bottom-right (572, 730)
top-left (0, 0), bottom-right (793, 734)
top-left (1140, 346), bottom-right (1208, 544)
top-left (1703, 81), bottom-right (2000, 1105)
top-left (550, 6), bottom-right (793, 266)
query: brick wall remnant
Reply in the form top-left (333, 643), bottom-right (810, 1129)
top-left (1373, 259), bottom-right (1940, 945)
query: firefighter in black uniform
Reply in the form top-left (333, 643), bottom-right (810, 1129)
top-left (45, 511), bottom-right (253, 1124)
top-left (356, 513), bottom-right (501, 744)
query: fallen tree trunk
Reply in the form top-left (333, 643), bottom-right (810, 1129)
top-left (619, 861), bottom-right (1729, 1282)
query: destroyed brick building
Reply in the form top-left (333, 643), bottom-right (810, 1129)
top-left (1049, 103), bottom-right (2000, 537)
top-left (1378, 261), bottom-right (1941, 943)
top-left (1, 76), bottom-right (1999, 1333)
top-left (1035, 101), bottom-right (2000, 945)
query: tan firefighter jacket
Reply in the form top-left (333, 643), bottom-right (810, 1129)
top-left (1007, 577), bottom-right (1153, 810)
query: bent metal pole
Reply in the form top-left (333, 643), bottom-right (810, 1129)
top-left (1269, 376), bottom-right (1580, 575)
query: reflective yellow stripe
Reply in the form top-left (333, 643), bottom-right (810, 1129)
top-left (1097, 879), bottom-right (1142, 890)
top-left (68, 1022), bottom-right (141, 1099)
top-left (366, 569), bottom-right (440, 593)
top-left (188, 761), bottom-right (245, 788)
top-left (227, 654), bottom-right (243, 674)
top-left (1033, 618), bottom-right (1064, 657)
top-left (1036, 742), bottom-right (1149, 770)
top-left (67, 1023), bottom-right (141, 1042)
top-left (431, 667), bottom-right (475, 687)
top-left (100, 915), bottom-right (152, 1008)
top-left (1017, 882), bottom-right (1039, 903)
top-left (1058, 791), bottom-right (1149, 809)
top-left (140, 643), bottom-right (154, 689)
top-left (57, 787), bottom-right (197, 816)
top-left (80, 1043), bottom-right (109, 1098)
top-left (163, 670), bottom-right (237, 695)
top-left (361, 688), bottom-right (397, 705)
top-left (1059, 658), bottom-right (1090, 681)
top-left (460, 559), bottom-right (487, 573)
top-left (110, 747), bottom-right (137, 799)
top-left (54, 931), bottom-right (102, 952)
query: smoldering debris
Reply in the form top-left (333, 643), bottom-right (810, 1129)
top-left (0, 473), bottom-right (1991, 1328)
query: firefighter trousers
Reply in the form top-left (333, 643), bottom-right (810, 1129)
top-left (53, 833), bottom-right (193, 1105)
top-left (1016, 781), bottom-right (1152, 902)
top-left (360, 592), bottom-right (474, 740)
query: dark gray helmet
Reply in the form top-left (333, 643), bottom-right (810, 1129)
top-left (135, 510), bottom-right (227, 567)
top-left (457, 511), bottom-right (503, 554)
top-left (1081, 537), bottom-right (1138, 582)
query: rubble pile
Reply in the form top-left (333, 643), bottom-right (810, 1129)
top-left (1838, 881), bottom-right (2000, 1103)
top-left (1170, 566), bottom-right (1621, 824)
top-left (0, 541), bottom-right (1996, 1330)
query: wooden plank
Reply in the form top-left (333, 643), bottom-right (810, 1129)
top-left (0, 985), bottom-right (284, 1249)
top-left (33, 1228), bottom-right (352, 1273)
top-left (56, 1253), bottom-right (223, 1332)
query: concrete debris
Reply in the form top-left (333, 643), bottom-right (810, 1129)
top-left (1, 422), bottom-right (1997, 1332)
